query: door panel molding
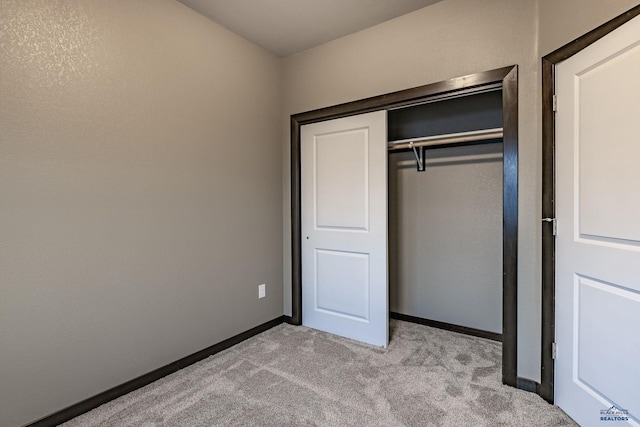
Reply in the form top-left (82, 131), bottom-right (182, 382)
top-left (291, 65), bottom-right (519, 387)
top-left (540, 3), bottom-right (640, 404)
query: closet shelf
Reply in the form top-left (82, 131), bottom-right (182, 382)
top-left (387, 127), bottom-right (503, 151)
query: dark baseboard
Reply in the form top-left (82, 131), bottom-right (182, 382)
top-left (283, 315), bottom-right (294, 324)
top-left (516, 376), bottom-right (540, 394)
top-left (26, 316), bottom-right (285, 427)
top-left (390, 312), bottom-right (503, 342)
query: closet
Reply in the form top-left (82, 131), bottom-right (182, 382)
top-left (388, 89), bottom-right (504, 339)
top-left (291, 66), bottom-right (518, 386)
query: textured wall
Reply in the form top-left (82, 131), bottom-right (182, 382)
top-left (538, 0), bottom-right (639, 57)
top-left (0, 1), bottom-right (282, 425)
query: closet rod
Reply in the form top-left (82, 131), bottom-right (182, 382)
top-left (387, 127), bottom-right (503, 151)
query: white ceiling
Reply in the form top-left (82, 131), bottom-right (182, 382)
top-left (177, 0), bottom-right (442, 57)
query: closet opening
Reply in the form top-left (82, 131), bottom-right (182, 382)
top-left (290, 66), bottom-right (518, 387)
top-left (388, 88), bottom-right (504, 343)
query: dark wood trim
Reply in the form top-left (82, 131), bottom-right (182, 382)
top-left (539, 4), bottom-right (640, 405)
top-left (290, 117), bottom-right (302, 325)
top-left (283, 315), bottom-right (294, 324)
top-left (540, 56), bottom-right (556, 405)
top-left (292, 66), bottom-right (515, 125)
top-left (502, 66), bottom-right (518, 388)
top-left (26, 316), bottom-right (285, 427)
top-left (390, 312), bottom-right (502, 342)
top-left (291, 66), bottom-right (518, 387)
top-left (516, 377), bottom-right (540, 394)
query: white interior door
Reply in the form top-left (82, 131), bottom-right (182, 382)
top-left (301, 111), bottom-right (388, 347)
top-left (555, 15), bottom-right (640, 427)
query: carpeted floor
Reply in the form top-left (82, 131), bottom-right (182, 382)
top-left (61, 320), bottom-right (576, 426)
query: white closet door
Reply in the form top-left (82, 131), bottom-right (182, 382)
top-left (555, 14), bottom-right (640, 427)
top-left (301, 111), bottom-right (388, 347)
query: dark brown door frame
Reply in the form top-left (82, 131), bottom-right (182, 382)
top-left (539, 4), bottom-right (640, 404)
top-left (291, 65), bottom-right (519, 387)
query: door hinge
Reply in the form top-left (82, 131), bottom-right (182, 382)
top-left (552, 94), bottom-right (558, 112)
top-left (542, 217), bottom-right (557, 236)
top-left (552, 342), bottom-right (557, 359)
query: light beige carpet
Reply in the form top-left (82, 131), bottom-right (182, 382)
top-left (62, 320), bottom-right (576, 426)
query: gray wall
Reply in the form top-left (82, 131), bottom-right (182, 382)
top-left (389, 144), bottom-right (503, 333)
top-left (282, 0), bottom-right (640, 382)
top-left (0, 1), bottom-right (282, 425)
top-left (538, 0), bottom-right (640, 57)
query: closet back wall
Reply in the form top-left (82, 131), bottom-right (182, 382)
top-left (389, 143), bottom-right (503, 333)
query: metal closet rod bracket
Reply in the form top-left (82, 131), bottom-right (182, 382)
top-left (409, 141), bottom-right (426, 172)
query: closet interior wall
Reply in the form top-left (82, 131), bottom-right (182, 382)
top-left (388, 90), bottom-right (504, 335)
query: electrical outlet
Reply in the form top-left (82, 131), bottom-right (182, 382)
top-left (259, 284), bottom-right (266, 299)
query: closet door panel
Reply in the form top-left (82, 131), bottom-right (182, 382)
top-left (301, 111), bottom-right (388, 348)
